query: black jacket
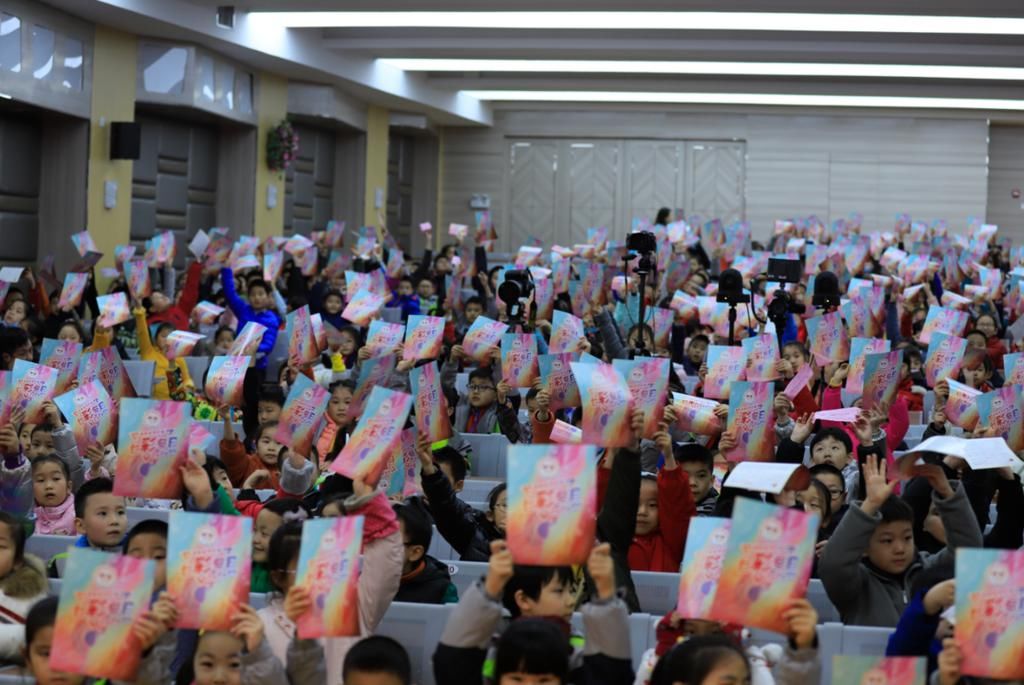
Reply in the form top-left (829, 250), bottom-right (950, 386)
top-left (421, 468), bottom-right (504, 562)
top-left (395, 554), bottom-right (456, 604)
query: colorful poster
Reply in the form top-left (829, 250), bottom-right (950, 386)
top-left (831, 656), bottom-right (926, 685)
top-left (724, 381), bottom-right (775, 462)
top-left (341, 289), bottom-right (386, 327)
top-left (652, 307), bottom-right (674, 350)
top-left (274, 374), bottom-right (331, 457)
top-left (955, 548), bottom-right (1024, 680)
top-left (976, 385), bottom-right (1024, 452)
top-left (78, 347), bottom-right (136, 401)
top-left (113, 398), bottom-right (192, 499)
top-left (365, 320), bottom-right (406, 358)
top-left (507, 444), bottom-right (597, 565)
top-left (923, 333), bottom-right (968, 387)
top-left (331, 386), bottom-right (413, 487)
top-left (676, 517), bottom-right (732, 619)
top-left (707, 498), bottom-right (818, 633)
top-left (50, 548), bottom-right (154, 681)
top-left (741, 333), bottom-right (780, 382)
top-left (501, 333), bottom-right (539, 388)
top-left (378, 428), bottom-right (421, 498)
top-left (58, 272), bottom-right (89, 310)
top-left (167, 511), bottom-right (252, 630)
top-left (805, 311), bottom-right (850, 364)
top-left (534, 278), bottom-right (554, 322)
top-left (8, 359), bottom-right (59, 424)
top-left (194, 301), bottom-right (225, 325)
top-left (862, 350), bottom-right (904, 412)
top-left (204, 355), bottom-right (250, 408)
top-left (402, 315), bottom-right (445, 362)
top-left (945, 379), bottom-right (981, 431)
top-left (550, 310), bottom-right (586, 354)
top-left (70, 230), bottom-right (98, 257)
top-left (847, 338), bottom-right (891, 395)
top-left (1003, 352), bottom-right (1024, 387)
top-left (228, 321), bottom-right (267, 357)
top-left (124, 259), bottom-right (151, 299)
top-left (96, 292), bottom-right (131, 327)
top-left (571, 362), bottom-right (632, 448)
top-left (346, 355), bottom-right (397, 423)
top-left (671, 392), bottom-right (724, 435)
top-left (53, 380), bottom-right (117, 455)
top-left (612, 357), bottom-right (669, 439)
top-left (918, 305), bottom-right (969, 346)
top-left (463, 316), bottom-right (509, 363)
top-left (410, 361), bottom-right (451, 442)
top-left (295, 516), bottom-right (364, 639)
top-left (550, 419), bottom-right (583, 444)
top-left (538, 353), bottom-right (579, 410)
top-left (704, 345), bottom-right (748, 401)
top-left (164, 331), bottom-right (205, 360)
top-left (263, 251), bottom-right (284, 283)
top-left (288, 306), bottom-right (320, 366)
top-left (39, 338), bottom-right (82, 395)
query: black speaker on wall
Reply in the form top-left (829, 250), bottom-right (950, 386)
top-left (110, 121), bottom-right (141, 160)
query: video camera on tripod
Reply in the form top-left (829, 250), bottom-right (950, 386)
top-left (498, 269), bottom-right (535, 331)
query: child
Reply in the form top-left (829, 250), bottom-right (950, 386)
top-left (809, 463), bottom-right (849, 538)
top-left (31, 456), bottom-right (76, 535)
top-left (21, 597), bottom-right (91, 685)
top-left (271, 479), bottom-right (403, 680)
top-left (219, 269), bottom-right (281, 371)
top-left (219, 412), bottom-right (284, 490)
top-left (47, 477), bottom-right (127, 577)
top-left (676, 443), bottom-right (718, 515)
top-left (213, 325), bottom-right (235, 356)
top-left (441, 361), bottom-right (530, 443)
top-left (433, 540), bottom-right (633, 685)
top-left (343, 636), bottom-right (412, 685)
top-left (392, 502), bottom-right (458, 604)
top-left (252, 498), bottom-right (306, 592)
top-left (132, 305), bottom-right (194, 401)
top-left (123, 519), bottom-right (169, 592)
top-left (779, 418), bottom-right (862, 497)
top-left (146, 260), bottom-right (201, 331)
top-left (388, 276), bottom-right (421, 321)
top-left (819, 455), bottom-right (982, 627)
top-left (417, 436), bottom-right (505, 562)
top-left (0, 511), bottom-right (47, 661)
top-left (315, 380), bottom-right (354, 468)
top-left (130, 596), bottom-right (321, 685)
top-left (256, 383), bottom-right (285, 426)
top-left (681, 334), bottom-right (709, 376)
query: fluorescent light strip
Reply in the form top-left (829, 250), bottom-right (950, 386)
top-left (251, 11), bottom-right (1024, 35)
top-left (381, 59), bottom-right (1024, 81)
top-left (460, 90), bottom-right (1024, 110)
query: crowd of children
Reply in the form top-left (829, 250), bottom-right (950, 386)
top-left (0, 213), bottom-right (1021, 685)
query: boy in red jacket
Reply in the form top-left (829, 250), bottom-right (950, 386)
top-left (597, 406), bottom-right (697, 573)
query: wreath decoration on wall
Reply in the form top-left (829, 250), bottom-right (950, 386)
top-left (266, 119), bottom-right (299, 172)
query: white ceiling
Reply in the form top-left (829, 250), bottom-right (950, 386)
top-left (46, 0), bottom-right (1024, 124)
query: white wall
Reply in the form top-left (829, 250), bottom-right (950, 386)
top-left (440, 108), bottom-right (990, 249)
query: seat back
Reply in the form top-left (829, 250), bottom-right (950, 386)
top-left (123, 359), bottom-right (156, 397)
top-left (462, 434), bottom-right (510, 477)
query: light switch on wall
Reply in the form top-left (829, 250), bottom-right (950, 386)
top-left (267, 183), bottom-right (278, 209)
top-left (104, 180), bottom-right (117, 209)
top-left (375, 187), bottom-right (384, 209)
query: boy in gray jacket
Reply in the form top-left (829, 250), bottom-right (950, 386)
top-left (819, 454), bottom-right (982, 627)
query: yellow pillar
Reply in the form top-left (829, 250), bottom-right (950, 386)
top-left (86, 27), bottom-right (136, 268)
top-left (253, 72), bottom-right (288, 240)
top-left (363, 105), bottom-right (389, 227)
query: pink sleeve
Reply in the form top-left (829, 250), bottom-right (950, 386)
top-left (351, 491), bottom-right (400, 543)
top-left (818, 386), bottom-right (844, 430)
top-left (887, 396), bottom-right (910, 453)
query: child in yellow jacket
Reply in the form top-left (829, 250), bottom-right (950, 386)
top-left (133, 307), bottom-right (193, 400)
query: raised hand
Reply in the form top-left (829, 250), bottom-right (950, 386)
top-left (790, 413), bottom-right (814, 445)
top-left (861, 454), bottom-right (897, 515)
top-left (851, 415), bottom-right (874, 445)
top-left (229, 604), bottom-right (264, 653)
top-left (181, 460), bottom-right (214, 509)
top-left (484, 540), bottom-right (515, 599)
top-left (913, 463), bottom-right (955, 499)
top-left (718, 427), bottom-right (738, 454)
top-left (284, 585), bottom-right (312, 623)
top-left (242, 469), bottom-right (270, 489)
top-left (587, 542), bottom-right (616, 600)
top-left (781, 598), bottom-right (819, 649)
top-left (934, 378), bottom-right (950, 404)
top-left (415, 434), bottom-right (436, 475)
top-left (923, 579), bottom-right (955, 616)
top-left (41, 401), bottom-right (62, 428)
top-left (773, 393), bottom-right (794, 420)
top-left (936, 637), bottom-right (963, 685)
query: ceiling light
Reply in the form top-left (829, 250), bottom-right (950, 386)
top-left (381, 59), bottom-right (1024, 81)
top-left (250, 11), bottom-right (1024, 35)
top-left (460, 90), bottom-right (1024, 110)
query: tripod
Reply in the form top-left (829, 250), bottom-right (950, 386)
top-left (622, 251), bottom-right (655, 358)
